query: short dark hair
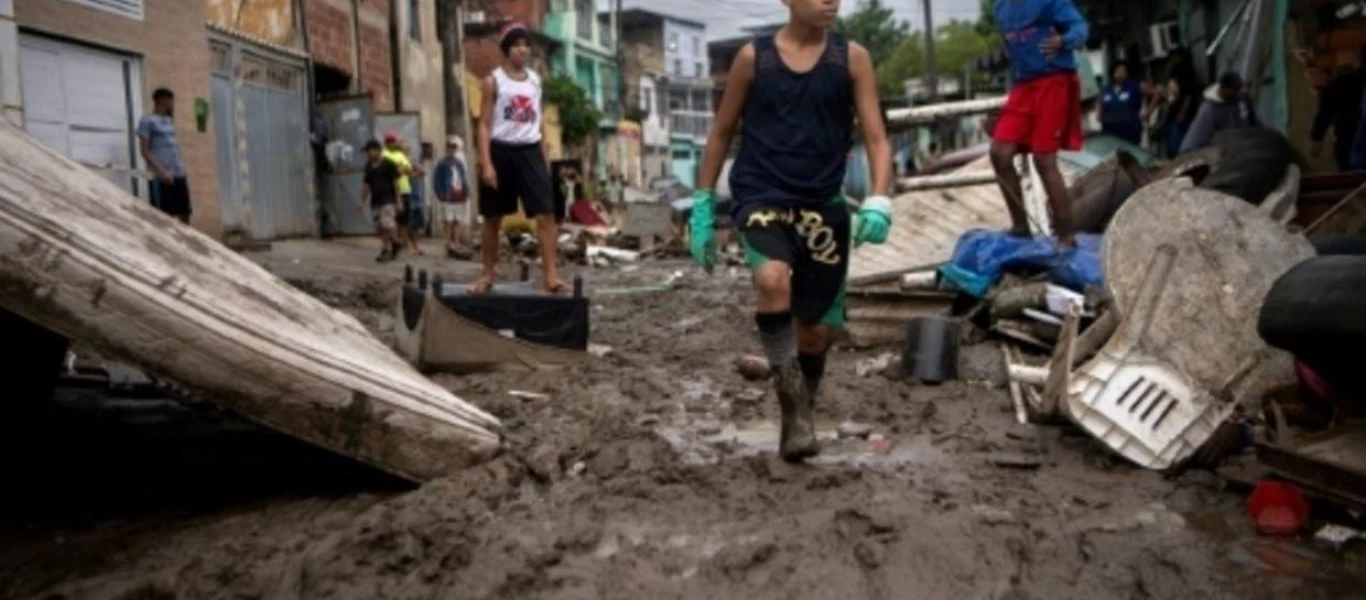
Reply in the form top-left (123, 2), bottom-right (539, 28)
top-left (1218, 72), bottom-right (1243, 88)
top-left (500, 28), bottom-right (531, 56)
top-left (364, 140), bottom-right (382, 151)
top-left (152, 88), bottom-right (174, 101)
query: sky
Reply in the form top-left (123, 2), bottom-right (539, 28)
top-left (620, 0), bottom-right (986, 42)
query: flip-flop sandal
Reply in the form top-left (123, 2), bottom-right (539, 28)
top-left (544, 281), bottom-right (571, 296)
top-left (469, 277), bottom-right (496, 294)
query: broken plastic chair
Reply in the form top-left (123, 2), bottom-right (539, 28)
top-left (1016, 179), bottom-right (1315, 469)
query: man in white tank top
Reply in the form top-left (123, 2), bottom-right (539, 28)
top-left (472, 22), bottom-right (565, 295)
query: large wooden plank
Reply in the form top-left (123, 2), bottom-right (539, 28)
top-left (0, 120), bottom-right (500, 482)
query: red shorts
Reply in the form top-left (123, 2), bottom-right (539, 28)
top-left (993, 71), bottom-right (1083, 154)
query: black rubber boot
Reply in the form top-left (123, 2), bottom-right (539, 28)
top-left (774, 359), bottom-right (818, 462)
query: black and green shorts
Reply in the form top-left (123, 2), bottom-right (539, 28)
top-left (738, 198), bottom-right (851, 327)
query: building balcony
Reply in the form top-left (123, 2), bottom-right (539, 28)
top-left (670, 110), bottom-right (711, 140)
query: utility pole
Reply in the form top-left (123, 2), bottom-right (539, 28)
top-left (921, 0), bottom-right (938, 103)
top-left (438, 0), bottom-right (466, 138)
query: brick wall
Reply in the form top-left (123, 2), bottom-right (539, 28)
top-left (305, 0), bottom-right (352, 72)
top-left (303, 0), bottom-right (392, 110)
top-left (463, 33), bottom-right (503, 80)
top-left (467, 0), bottom-right (544, 30)
top-left (358, 19), bottom-right (392, 110)
top-left (16, 0), bottom-right (221, 237)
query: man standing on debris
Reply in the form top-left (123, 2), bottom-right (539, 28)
top-left (433, 136), bottom-right (470, 257)
top-left (473, 22), bottom-right (566, 295)
top-left (138, 88), bottom-right (191, 224)
top-left (989, 0), bottom-right (1088, 247)
top-left (1179, 72), bottom-right (1260, 154)
top-left (1310, 47), bottom-right (1365, 172)
top-left (359, 141), bottom-right (402, 262)
top-left (383, 132), bottom-right (423, 256)
top-left (689, 0), bottom-right (894, 461)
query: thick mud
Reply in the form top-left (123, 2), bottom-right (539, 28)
top-left (0, 239), bottom-right (1360, 600)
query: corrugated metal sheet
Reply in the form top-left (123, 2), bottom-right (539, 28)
top-left (849, 156), bottom-right (1088, 282)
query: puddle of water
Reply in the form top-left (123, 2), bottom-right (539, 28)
top-left (678, 378), bottom-right (717, 403)
top-left (590, 520), bottom-right (756, 579)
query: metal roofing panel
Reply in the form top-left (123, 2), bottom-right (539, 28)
top-left (849, 156), bottom-right (1088, 282)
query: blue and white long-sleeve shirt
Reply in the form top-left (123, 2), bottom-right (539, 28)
top-left (995, 0), bottom-right (1089, 84)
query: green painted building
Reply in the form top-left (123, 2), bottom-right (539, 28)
top-left (545, 0), bottom-right (622, 178)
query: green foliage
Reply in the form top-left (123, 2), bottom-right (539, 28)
top-left (976, 0), bottom-right (999, 37)
top-left (875, 31), bottom-right (924, 96)
top-left (874, 19), bottom-right (1000, 97)
top-left (833, 0), bottom-right (911, 66)
top-left (543, 74), bottom-right (603, 146)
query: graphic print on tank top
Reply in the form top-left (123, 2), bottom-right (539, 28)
top-left (503, 94), bottom-right (537, 123)
top-left (491, 68), bottom-right (543, 145)
top-left (728, 34), bottom-right (854, 219)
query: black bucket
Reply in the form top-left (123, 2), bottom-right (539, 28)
top-left (902, 316), bottom-right (960, 385)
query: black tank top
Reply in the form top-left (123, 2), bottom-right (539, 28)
top-left (728, 33), bottom-right (854, 217)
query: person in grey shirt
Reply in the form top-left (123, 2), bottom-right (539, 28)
top-left (138, 88), bottom-right (191, 223)
top-left (1179, 72), bottom-right (1261, 154)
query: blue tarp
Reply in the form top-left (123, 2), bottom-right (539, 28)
top-left (939, 229), bottom-right (1104, 297)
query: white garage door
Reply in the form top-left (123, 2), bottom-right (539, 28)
top-left (19, 35), bottom-right (142, 194)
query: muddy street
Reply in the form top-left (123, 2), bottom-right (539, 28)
top-left (0, 240), bottom-right (1359, 600)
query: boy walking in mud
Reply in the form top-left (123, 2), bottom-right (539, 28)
top-left (359, 141), bottom-right (402, 262)
top-left (473, 22), bottom-right (566, 295)
top-left (689, 0), bottom-right (894, 461)
top-left (990, 0), bottom-right (1088, 246)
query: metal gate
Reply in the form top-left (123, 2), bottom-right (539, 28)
top-left (318, 95), bottom-right (375, 236)
top-left (210, 37), bottom-right (313, 240)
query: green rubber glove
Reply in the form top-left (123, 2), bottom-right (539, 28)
top-left (689, 189), bottom-right (717, 272)
top-left (853, 195), bottom-right (892, 248)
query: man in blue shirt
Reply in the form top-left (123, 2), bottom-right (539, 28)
top-left (137, 88), bottom-right (191, 224)
top-left (433, 136), bottom-right (469, 256)
top-left (990, 0), bottom-right (1088, 246)
top-left (1100, 61), bottom-right (1143, 145)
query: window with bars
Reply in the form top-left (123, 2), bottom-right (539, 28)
top-left (59, 0), bottom-right (143, 20)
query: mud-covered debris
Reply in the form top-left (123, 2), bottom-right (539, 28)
top-left (508, 390), bottom-right (550, 401)
top-left (973, 505), bottom-right (1019, 526)
top-left (988, 453), bottom-right (1042, 470)
top-left (856, 353), bottom-right (898, 378)
top-left (734, 388), bottom-right (766, 404)
top-left (735, 355), bottom-right (771, 380)
top-left (837, 421), bottom-right (874, 440)
top-left (868, 433), bottom-right (893, 454)
top-left (588, 343), bottom-right (614, 358)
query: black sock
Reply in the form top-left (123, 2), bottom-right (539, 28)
top-left (798, 350), bottom-right (828, 394)
top-left (755, 311), bottom-right (796, 369)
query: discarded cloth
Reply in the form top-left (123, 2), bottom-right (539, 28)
top-left (939, 229), bottom-right (1104, 297)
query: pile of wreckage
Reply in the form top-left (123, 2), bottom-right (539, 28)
top-left (848, 113), bottom-right (1366, 523)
